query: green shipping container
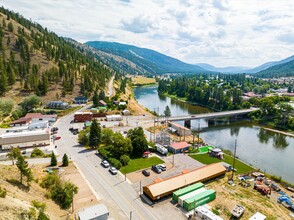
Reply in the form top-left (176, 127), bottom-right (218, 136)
top-left (183, 189), bottom-right (216, 211)
top-left (172, 182), bottom-right (204, 202)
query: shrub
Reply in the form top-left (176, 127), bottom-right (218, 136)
top-left (40, 173), bottom-right (60, 190)
top-left (120, 155), bottom-right (130, 165)
top-left (31, 148), bottom-right (45, 158)
top-left (50, 152), bottom-right (57, 166)
top-left (51, 181), bottom-right (78, 209)
top-left (98, 147), bottom-right (110, 159)
top-left (0, 186), bottom-right (7, 198)
top-left (108, 157), bottom-right (122, 169)
top-left (32, 200), bottom-right (46, 211)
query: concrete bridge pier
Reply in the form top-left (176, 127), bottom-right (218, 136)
top-left (184, 120), bottom-right (191, 128)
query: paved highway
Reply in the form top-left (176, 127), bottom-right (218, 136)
top-left (55, 105), bottom-right (158, 220)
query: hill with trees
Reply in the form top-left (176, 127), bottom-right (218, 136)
top-left (0, 7), bottom-right (113, 104)
top-left (255, 59), bottom-right (294, 78)
top-left (85, 41), bottom-right (208, 75)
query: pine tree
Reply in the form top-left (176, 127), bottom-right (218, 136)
top-left (16, 155), bottom-right (29, 184)
top-left (6, 147), bottom-right (21, 165)
top-left (50, 152), bottom-right (57, 166)
top-left (164, 105), bottom-right (171, 117)
top-left (62, 153), bottom-right (69, 167)
top-left (89, 119), bottom-right (101, 148)
top-left (93, 90), bottom-right (99, 107)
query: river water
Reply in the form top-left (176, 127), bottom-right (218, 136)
top-left (134, 85), bottom-right (294, 184)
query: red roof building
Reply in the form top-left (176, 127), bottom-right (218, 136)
top-left (169, 141), bottom-right (191, 154)
top-left (9, 117), bottom-right (32, 127)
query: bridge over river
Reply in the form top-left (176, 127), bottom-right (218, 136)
top-left (168, 108), bottom-right (259, 128)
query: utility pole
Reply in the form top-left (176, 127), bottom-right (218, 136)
top-left (130, 211), bottom-right (133, 220)
top-left (124, 160), bottom-right (126, 181)
top-left (231, 139), bottom-right (237, 181)
top-left (140, 181), bottom-right (142, 195)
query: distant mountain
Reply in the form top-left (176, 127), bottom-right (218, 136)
top-left (255, 59), bottom-right (294, 78)
top-left (85, 41), bottom-right (207, 75)
top-left (245, 55), bottom-right (294, 73)
top-left (196, 63), bottom-right (249, 73)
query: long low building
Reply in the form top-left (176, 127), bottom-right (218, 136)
top-left (0, 130), bottom-right (51, 150)
top-left (143, 163), bottom-right (226, 201)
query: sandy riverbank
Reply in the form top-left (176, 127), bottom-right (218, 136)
top-left (262, 127), bottom-right (294, 137)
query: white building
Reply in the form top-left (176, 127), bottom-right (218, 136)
top-left (78, 204), bottom-right (109, 220)
top-left (106, 115), bottom-right (123, 121)
top-left (122, 109), bottom-right (131, 115)
top-left (25, 113), bottom-right (57, 123)
top-left (194, 206), bottom-right (223, 220)
top-left (0, 129), bottom-right (51, 150)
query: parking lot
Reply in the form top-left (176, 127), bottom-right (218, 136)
top-left (128, 153), bottom-right (204, 193)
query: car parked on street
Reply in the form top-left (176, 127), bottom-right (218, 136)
top-left (157, 164), bottom-right (166, 171)
top-left (101, 160), bottom-right (110, 168)
top-left (109, 166), bottom-right (118, 175)
top-left (142, 169), bottom-right (150, 176)
top-left (51, 127), bottom-right (58, 132)
top-left (151, 165), bottom-right (162, 174)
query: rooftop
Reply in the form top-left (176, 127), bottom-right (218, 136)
top-left (78, 204), bottom-right (108, 220)
top-left (10, 117), bottom-right (31, 124)
top-left (25, 113), bottom-right (57, 118)
top-left (170, 141), bottom-right (190, 150)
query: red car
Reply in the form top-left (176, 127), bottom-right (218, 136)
top-left (55, 136), bottom-right (61, 140)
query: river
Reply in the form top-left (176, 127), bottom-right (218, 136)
top-left (134, 85), bottom-right (294, 184)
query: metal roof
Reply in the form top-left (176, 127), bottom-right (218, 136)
top-left (144, 163), bottom-right (226, 198)
top-left (0, 130), bottom-right (50, 145)
top-left (78, 204), bottom-right (109, 220)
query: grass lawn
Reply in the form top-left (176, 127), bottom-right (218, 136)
top-left (131, 76), bottom-right (156, 85)
top-left (189, 153), bottom-right (254, 174)
top-left (120, 156), bottom-right (164, 174)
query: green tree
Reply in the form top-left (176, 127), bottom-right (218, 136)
top-left (20, 95), bottom-right (40, 112)
top-left (111, 132), bottom-right (132, 158)
top-left (99, 90), bottom-right (105, 100)
top-left (26, 168), bottom-right (33, 189)
top-left (16, 155), bottom-right (29, 184)
top-left (101, 128), bottom-right (114, 145)
top-left (164, 105), bottom-right (171, 117)
top-left (127, 127), bottom-right (148, 156)
top-left (62, 154), bottom-right (69, 167)
top-left (6, 147), bottom-right (21, 165)
top-left (93, 90), bottom-right (99, 107)
top-left (37, 210), bottom-right (49, 220)
top-left (0, 71), bottom-right (8, 96)
top-left (120, 154), bottom-right (130, 165)
top-left (51, 181), bottom-right (78, 209)
top-left (89, 119), bottom-right (101, 148)
top-left (50, 152), bottom-right (57, 166)
top-left (78, 128), bottom-right (90, 145)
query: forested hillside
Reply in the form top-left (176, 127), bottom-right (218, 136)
top-left (0, 7), bottom-right (112, 102)
top-left (85, 41), bottom-right (206, 75)
top-left (255, 59), bottom-right (294, 78)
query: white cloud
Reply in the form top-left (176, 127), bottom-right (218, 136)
top-left (0, 0), bottom-right (293, 67)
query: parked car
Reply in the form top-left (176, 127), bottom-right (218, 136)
top-left (54, 136), bottom-right (61, 140)
top-left (157, 164), bottom-right (166, 171)
top-left (151, 165), bottom-right (162, 174)
top-left (101, 160), bottom-right (110, 168)
top-left (109, 166), bottom-right (118, 175)
top-left (142, 169), bottom-right (150, 176)
top-left (51, 127), bottom-right (58, 132)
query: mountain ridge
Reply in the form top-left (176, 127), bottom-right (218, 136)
top-left (85, 41), bottom-right (207, 75)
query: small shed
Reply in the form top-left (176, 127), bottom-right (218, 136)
top-left (98, 100), bottom-right (107, 107)
top-left (106, 115), bottom-right (122, 121)
top-left (169, 141), bottom-right (190, 154)
top-left (78, 204), bottom-right (109, 220)
top-left (122, 109), bottom-right (130, 115)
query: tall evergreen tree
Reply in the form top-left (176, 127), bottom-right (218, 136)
top-left (93, 90), bottom-right (99, 107)
top-left (89, 119), bottom-right (101, 148)
top-left (50, 152), bottom-right (57, 166)
top-left (6, 147), bottom-right (21, 165)
top-left (16, 155), bottom-right (29, 184)
top-left (164, 105), bottom-right (171, 117)
top-left (62, 153), bottom-right (69, 167)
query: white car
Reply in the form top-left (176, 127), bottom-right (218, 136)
top-left (101, 160), bottom-right (110, 168)
top-left (157, 164), bottom-right (166, 171)
top-left (109, 166), bottom-right (118, 175)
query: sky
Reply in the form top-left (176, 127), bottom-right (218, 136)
top-left (1, 0), bottom-right (294, 67)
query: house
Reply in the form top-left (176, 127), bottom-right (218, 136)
top-left (74, 112), bottom-right (92, 122)
top-left (9, 117), bottom-right (31, 127)
top-left (169, 141), bottom-right (191, 154)
top-left (78, 204), bottom-right (109, 220)
top-left (168, 122), bottom-right (192, 136)
top-left (0, 129), bottom-right (51, 150)
top-left (25, 113), bottom-right (57, 124)
top-left (46, 101), bottom-right (69, 109)
top-left (98, 100), bottom-right (107, 106)
top-left (122, 109), bottom-right (130, 115)
top-left (28, 121), bottom-right (49, 130)
top-left (74, 96), bottom-right (88, 104)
